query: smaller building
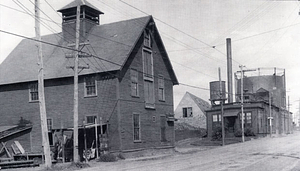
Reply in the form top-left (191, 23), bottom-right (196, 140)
top-left (206, 101), bottom-right (290, 138)
top-left (206, 68), bottom-right (292, 138)
top-left (174, 92), bottom-right (210, 129)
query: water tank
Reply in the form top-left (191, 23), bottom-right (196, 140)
top-left (209, 81), bottom-right (226, 101)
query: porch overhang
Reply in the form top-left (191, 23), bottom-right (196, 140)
top-left (224, 112), bottom-right (238, 117)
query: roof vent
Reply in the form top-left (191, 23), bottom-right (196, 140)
top-left (57, 0), bottom-right (104, 42)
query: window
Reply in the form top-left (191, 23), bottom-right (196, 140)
top-left (130, 69), bottom-right (139, 97)
top-left (213, 114), bottom-right (221, 122)
top-left (47, 119), bottom-right (53, 146)
top-left (85, 76), bottom-right (97, 97)
top-left (29, 83), bottom-right (38, 101)
top-left (158, 76), bottom-right (165, 101)
top-left (143, 48), bottom-right (154, 108)
top-left (244, 96), bottom-right (250, 102)
top-left (240, 112), bottom-right (252, 127)
top-left (144, 30), bottom-right (151, 47)
top-left (47, 119), bottom-right (52, 131)
top-left (133, 114), bottom-right (141, 142)
top-left (213, 115), bottom-right (218, 122)
top-left (86, 116), bottom-right (97, 124)
top-left (144, 80), bottom-right (155, 109)
top-left (183, 107), bottom-right (193, 118)
top-left (143, 49), bottom-right (153, 80)
top-left (160, 116), bottom-right (167, 142)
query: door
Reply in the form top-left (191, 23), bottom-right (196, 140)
top-left (160, 116), bottom-right (166, 142)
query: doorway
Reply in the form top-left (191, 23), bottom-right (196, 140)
top-left (226, 116), bottom-right (236, 134)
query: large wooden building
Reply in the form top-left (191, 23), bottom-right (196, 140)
top-left (0, 0), bottom-right (178, 157)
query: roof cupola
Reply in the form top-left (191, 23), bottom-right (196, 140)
top-left (57, 0), bottom-right (104, 42)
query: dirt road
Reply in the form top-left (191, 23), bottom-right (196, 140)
top-left (82, 132), bottom-right (300, 171)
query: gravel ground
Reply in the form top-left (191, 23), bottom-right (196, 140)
top-left (4, 132), bottom-right (300, 171)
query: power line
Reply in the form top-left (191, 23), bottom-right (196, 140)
top-left (1, 29), bottom-right (240, 96)
top-left (28, 0), bottom-right (74, 43)
top-left (117, 0), bottom-right (244, 67)
top-left (12, 0), bottom-right (67, 42)
top-left (44, 0), bottom-right (62, 18)
top-left (170, 60), bottom-right (217, 79)
top-left (0, 3), bottom-right (60, 24)
top-left (118, 0), bottom-right (216, 50)
top-left (90, 1), bottom-right (228, 78)
top-left (214, 21), bottom-right (300, 47)
top-left (208, 1), bottom-right (271, 46)
top-left (3, 0), bottom-right (230, 78)
top-left (243, 4), bottom-right (299, 66)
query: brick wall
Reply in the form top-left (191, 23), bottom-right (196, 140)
top-left (118, 31), bottom-right (175, 151)
top-left (0, 75), bottom-right (119, 152)
top-left (0, 25), bottom-right (176, 154)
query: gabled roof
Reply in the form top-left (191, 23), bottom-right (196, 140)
top-left (256, 87), bottom-right (269, 93)
top-left (186, 92), bottom-right (211, 114)
top-left (57, 0), bottom-right (103, 14)
top-left (0, 16), bottom-right (178, 85)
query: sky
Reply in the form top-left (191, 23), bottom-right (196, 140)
top-left (1, 0), bottom-right (300, 120)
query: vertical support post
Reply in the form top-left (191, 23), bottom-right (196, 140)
top-left (95, 118), bottom-right (98, 158)
top-left (35, 0), bottom-right (51, 168)
top-left (299, 98), bottom-right (300, 128)
top-left (269, 92), bottom-right (272, 137)
top-left (219, 68), bottom-right (225, 146)
top-left (61, 130), bottom-right (65, 163)
top-left (73, 5), bottom-right (80, 163)
top-left (239, 65), bottom-right (245, 143)
top-left (83, 121), bottom-right (87, 162)
top-left (288, 96), bottom-right (291, 134)
top-left (284, 108), bottom-right (286, 134)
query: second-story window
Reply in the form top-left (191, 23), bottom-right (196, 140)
top-left (158, 75), bottom-right (165, 101)
top-left (143, 49), bottom-right (153, 80)
top-left (130, 69), bottom-right (139, 97)
top-left (29, 82), bottom-right (38, 102)
top-left (85, 76), bottom-right (97, 97)
top-left (143, 48), bottom-right (155, 109)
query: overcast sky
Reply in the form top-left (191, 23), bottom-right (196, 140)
top-left (1, 0), bottom-right (300, 117)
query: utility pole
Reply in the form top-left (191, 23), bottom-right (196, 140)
top-left (269, 92), bottom-right (273, 137)
top-left (73, 5), bottom-right (80, 163)
top-left (295, 98), bottom-right (300, 126)
top-left (288, 96), bottom-right (291, 134)
top-left (35, 0), bottom-right (51, 168)
top-left (239, 65), bottom-right (245, 143)
top-left (65, 5), bottom-right (89, 162)
top-left (219, 68), bottom-right (225, 146)
top-left (238, 66), bottom-right (256, 142)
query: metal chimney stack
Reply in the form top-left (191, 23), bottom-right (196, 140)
top-left (226, 38), bottom-right (233, 103)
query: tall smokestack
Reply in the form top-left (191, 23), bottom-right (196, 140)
top-left (226, 38), bottom-right (233, 103)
